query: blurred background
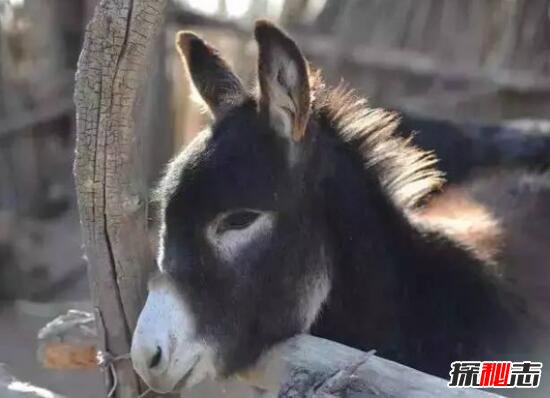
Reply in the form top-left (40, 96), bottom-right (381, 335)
top-left (0, 0), bottom-right (549, 397)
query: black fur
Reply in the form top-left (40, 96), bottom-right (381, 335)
top-left (156, 23), bottom-right (532, 379)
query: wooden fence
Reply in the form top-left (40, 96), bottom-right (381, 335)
top-left (70, 1), bottom-right (510, 397)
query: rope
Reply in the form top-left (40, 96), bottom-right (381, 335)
top-left (96, 350), bottom-right (152, 397)
top-left (137, 387), bottom-right (153, 398)
top-left (93, 309), bottom-right (152, 397)
top-left (96, 351), bottom-right (132, 397)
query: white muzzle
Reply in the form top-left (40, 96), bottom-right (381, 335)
top-left (131, 275), bottom-right (215, 393)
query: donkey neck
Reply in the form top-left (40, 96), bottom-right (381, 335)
top-left (312, 133), bottom-right (417, 341)
top-left (306, 127), bottom-right (414, 340)
top-left (308, 126), bottom-right (517, 373)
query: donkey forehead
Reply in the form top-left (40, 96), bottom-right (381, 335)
top-left (163, 105), bottom-right (294, 217)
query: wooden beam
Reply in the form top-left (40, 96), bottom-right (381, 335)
top-left (37, 311), bottom-right (503, 397)
top-left (73, 0), bottom-right (167, 396)
top-left (0, 97), bottom-right (73, 139)
top-left (239, 334), bottom-right (504, 398)
top-left (298, 34), bottom-right (550, 93)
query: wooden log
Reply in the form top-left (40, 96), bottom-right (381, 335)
top-left (239, 334), bottom-right (504, 398)
top-left (299, 34), bottom-right (550, 93)
top-left (0, 96), bottom-right (73, 138)
top-left (73, 0), bottom-right (167, 396)
top-left (37, 311), bottom-right (503, 397)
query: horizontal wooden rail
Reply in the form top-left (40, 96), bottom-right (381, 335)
top-left (239, 334), bottom-right (503, 397)
top-left (38, 311), bottom-right (502, 397)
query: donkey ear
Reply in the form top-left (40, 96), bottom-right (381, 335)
top-left (255, 20), bottom-right (311, 142)
top-left (176, 31), bottom-right (247, 118)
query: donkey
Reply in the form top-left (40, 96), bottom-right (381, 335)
top-left (131, 21), bottom-right (549, 394)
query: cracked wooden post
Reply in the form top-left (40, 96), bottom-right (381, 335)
top-left (74, 0), bottom-right (167, 397)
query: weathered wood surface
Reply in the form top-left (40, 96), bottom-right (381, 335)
top-left (73, 0), bottom-right (167, 396)
top-left (0, 364), bottom-right (66, 398)
top-left (241, 334), bottom-right (504, 398)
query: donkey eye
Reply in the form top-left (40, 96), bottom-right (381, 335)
top-left (216, 210), bottom-right (261, 234)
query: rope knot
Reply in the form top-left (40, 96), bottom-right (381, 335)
top-left (96, 350), bottom-right (115, 368)
top-left (95, 351), bottom-right (131, 397)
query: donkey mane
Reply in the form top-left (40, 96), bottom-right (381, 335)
top-left (132, 26), bottom-right (550, 393)
top-left (311, 73), bottom-right (444, 209)
top-left (154, 75), bottom-right (444, 213)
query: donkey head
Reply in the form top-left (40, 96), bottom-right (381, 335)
top-left (131, 21), bottom-right (332, 393)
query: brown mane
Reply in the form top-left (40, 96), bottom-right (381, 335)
top-left (311, 73), bottom-right (444, 209)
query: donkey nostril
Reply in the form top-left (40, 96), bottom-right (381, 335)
top-left (148, 345), bottom-right (162, 369)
